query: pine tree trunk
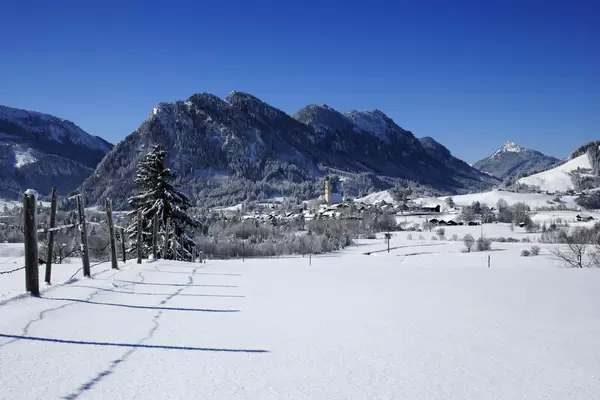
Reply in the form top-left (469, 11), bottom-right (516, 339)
top-left (152, 213), bottom-right (158, 259)
top-left (136, 210), bottom-right (143, 264)
top-left (163, 218), bottom-right (170, 260)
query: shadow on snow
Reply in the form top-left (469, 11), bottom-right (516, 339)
top-left (41, 297), bottom-right (240, 312)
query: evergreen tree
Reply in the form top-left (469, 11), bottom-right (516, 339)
top-left (126, 145), bottom-right (198, 259)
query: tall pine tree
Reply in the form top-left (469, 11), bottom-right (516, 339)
top-left (127, 145), bottom-right (198, 259)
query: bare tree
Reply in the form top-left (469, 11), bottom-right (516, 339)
top-left (463, 234), bottom-right (475, 252)
top-left (550, 243), bottom-right (590, 268)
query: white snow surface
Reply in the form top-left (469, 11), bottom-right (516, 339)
top-left (438, 190), bottom-right (581, 210)
top-left (359, 189), bottom-right (580, 210)
top-left (12, 148), bottom-right (37, 168)
top-left (518, 154), bottom-right (592, 193)
top-left (1, 235), bottom-right (600, 399)
top-left (355, 190), bottom-right (394, 204)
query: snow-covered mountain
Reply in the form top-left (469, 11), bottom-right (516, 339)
top-left (473, 141), bottom-right (559, 179)
top-left (418, 137), bottom-right (499, 185)
top-left (0, 105), bottom-right (112, 198)
top-left (80, 91), bottom-right (498, 208)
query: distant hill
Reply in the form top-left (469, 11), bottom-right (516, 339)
top-left (473, 141), bottom-right (559, 179)
top-left (79, 91), bottom-right (498, 208)
top-left (517, 140), bottom-right (600, 193)
top-left (0, 105), bottom-right (112, 198)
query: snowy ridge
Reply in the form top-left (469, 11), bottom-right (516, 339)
top-left (518, 154), bottom-right (593, 193)
top-left (345, 109), bottom-right (394, 142)
top-left (0, 105), bottom-right (113, 197)
top-left (0, 105), bottom-right (111, 152)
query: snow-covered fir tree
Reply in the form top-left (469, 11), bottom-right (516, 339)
top-left (126, 145), bottom-right (198, 259)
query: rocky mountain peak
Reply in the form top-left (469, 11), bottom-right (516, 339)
top-left (492, 140), bottom-right (525, 157)
top-left (474, 141), bottom-right (558, 179)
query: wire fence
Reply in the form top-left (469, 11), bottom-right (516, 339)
top-left (0, 266), bottom-right (25, 275)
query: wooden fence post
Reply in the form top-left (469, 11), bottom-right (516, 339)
top-left (45, 186), bottom-right (57, 284)
top-left (105, 198), bottom-right (118, 270)
top-left (120, 227), bottom-right (126, 263)
top-left (137, 210), bottom-right (143, 264)
top-left (76, 195), bottom-right (91, 277)
top-left (152, 213), bottom-right (158, 259)
top-left (23, 190), bottom-right (39, 296)
top-left (163, 218), bottom-right (170, 260)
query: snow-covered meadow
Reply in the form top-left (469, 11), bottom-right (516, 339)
top-left (1, 227), bottom-right (599, 399)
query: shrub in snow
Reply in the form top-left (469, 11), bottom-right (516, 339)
top-left (436, 228), bottom-right (445, 237)
top-left (476, 237), bottom-right (492, 252)
top-left (521, 237), bottom-right (532, 243)
top-left (450, 234), bottom-right (459, 241)
top-left (406, 233), bottom-right (413, 240)
top-left (365, 233), bottom-right (376, 240)
top-left (506, 237), bottom-right (519, 243)
top-left (431, 236), bottom-right (438, 241)
top-left (463, 234), bottom-right (475, 252)
top-left (418, 235), bottom-right (425, 240)
top-left (530, 245), bottom-right (541, 256)
top-left (495, 237), bottom-right (506, 242)
top-left (521, 249), bottom-right (532, 257)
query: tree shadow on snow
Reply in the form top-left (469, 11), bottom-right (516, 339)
top-left (0, 333), bottom-right (268, 353)
top-left (113, 279), bottom-right (238, 288)
top-left (68, 285), bottom-right (245, 298)
top-left (139, 269), bottom-right (242, 276)
top-left (41, 297), bottom-right (240, 313)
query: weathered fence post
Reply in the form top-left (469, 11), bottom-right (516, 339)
top-left (163, 218), bottom-right (170, 260)
top-left (120, 227), bottom-right (126, 263)
top-left (23, 190), bottom-right (39, 296)
top-left (137, 210), bottom-right (143, 264)
top-left (105, 198), bottom-right (118, 270)
top-left (488, 255), bottom-right (491, 268)
top-left (76, 194), bottom-right (91, 277)
top-left (309, 254), bottom-right (312, 266)
top-left (45, 186), bottom-right (57, 284)
top-left (152, 213), bottom-right (158, 259)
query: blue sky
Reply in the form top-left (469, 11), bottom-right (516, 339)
top-left (1, 0), bottom-right (598, 162)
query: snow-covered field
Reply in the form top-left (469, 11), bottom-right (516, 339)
top-left (360, 189), bottom-right (582, 211)
top-left (518, 154), bottom-right (591, 193)
top-left (438, 190), bottom-right (580, 210)
top-left (1, 233), bottom-right (599, 399)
